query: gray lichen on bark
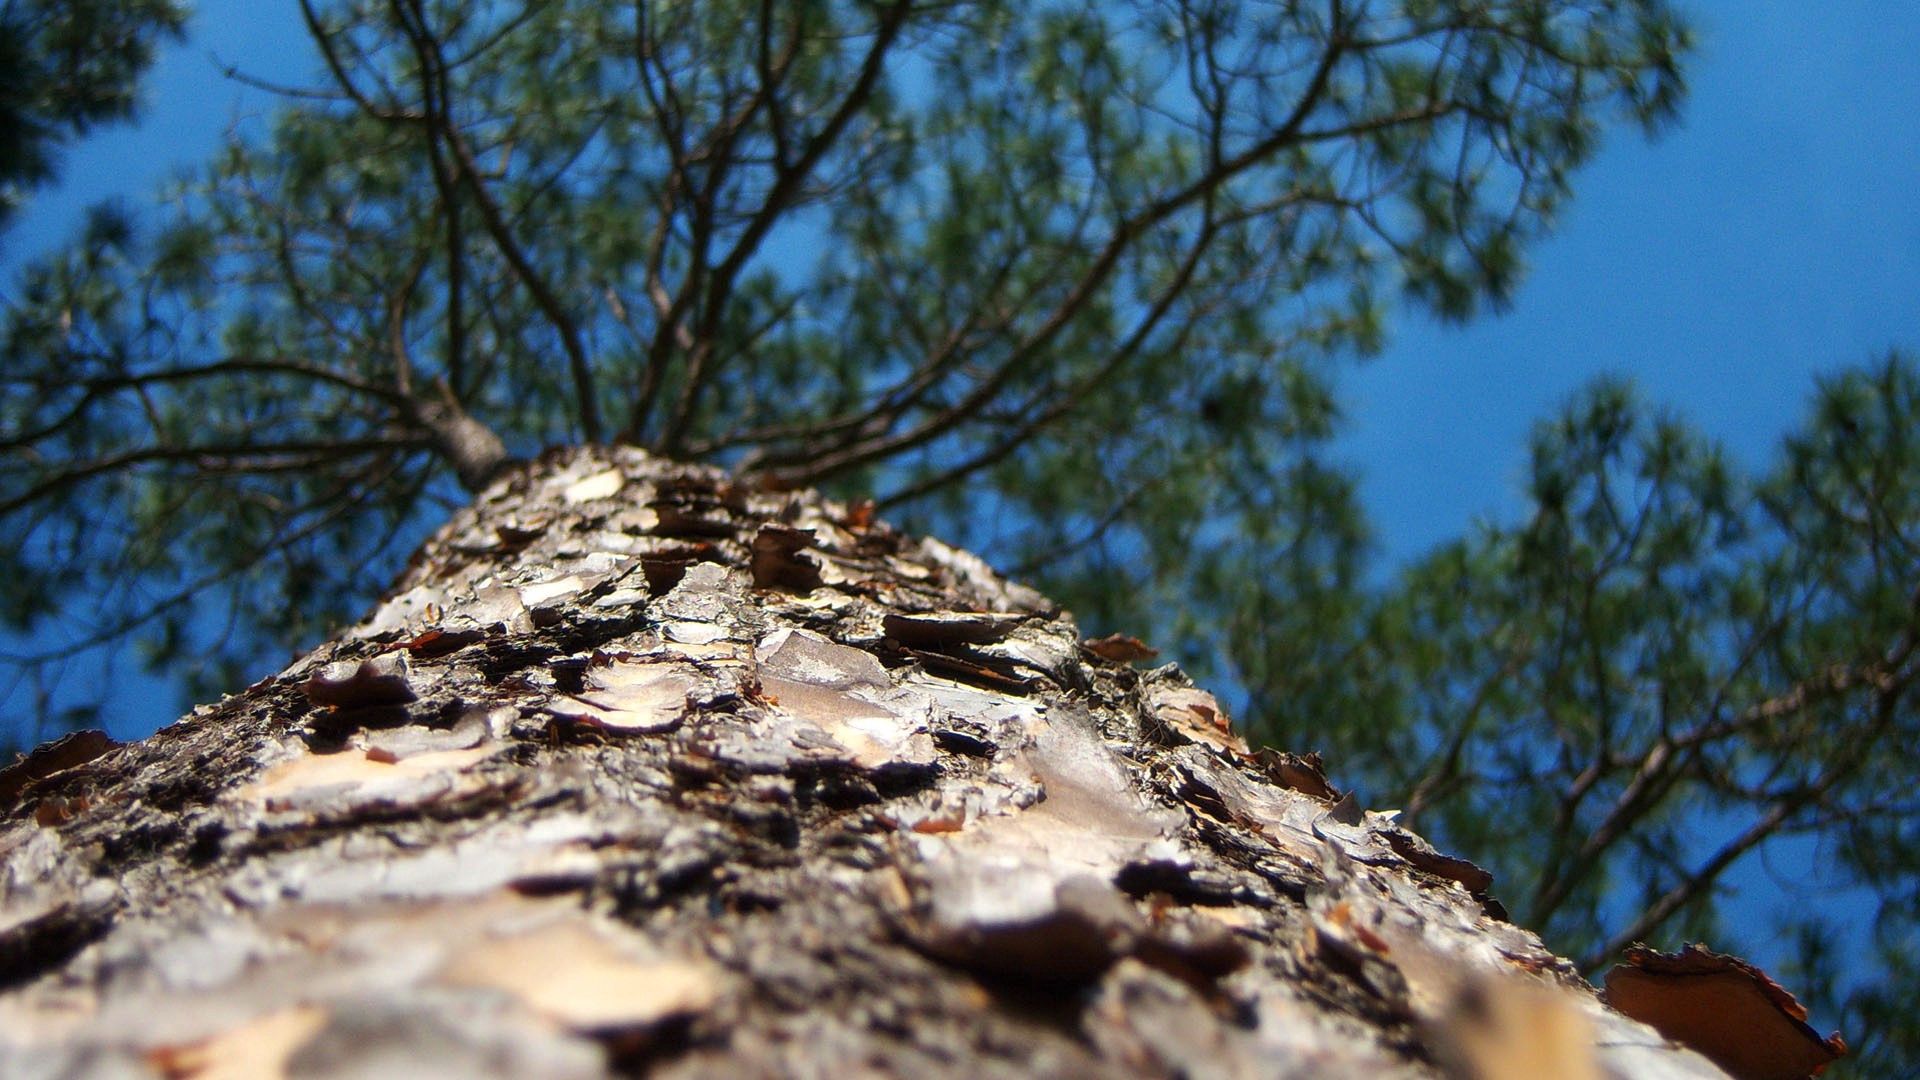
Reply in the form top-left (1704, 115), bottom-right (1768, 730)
top-left (0, 447), bottom-right (1727, 1078)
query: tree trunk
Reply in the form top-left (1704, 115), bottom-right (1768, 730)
top-left (0, 446), bottom-right (1733, 1078)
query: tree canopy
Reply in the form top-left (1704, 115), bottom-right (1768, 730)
top-left (10, 0), bottom-right (1919, 1072)
top-left (2, 0), bottom-right (1685, 691)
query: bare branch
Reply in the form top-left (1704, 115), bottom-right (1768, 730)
top-left (299, 0), bottom-right (421, 121)
top-left (760, 7), bottom-right (1353, 486)
top-left (657, 0), bottom-right (915, 454)
top-left (0, 356), bottom-right (412, 454)
top-left (388, 0), bottom-right (602, 442)
top-left (1, 437), bottom-right (430, 520)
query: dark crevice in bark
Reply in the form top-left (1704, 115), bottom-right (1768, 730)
top-left (0, 900), bottom-right (116, 994)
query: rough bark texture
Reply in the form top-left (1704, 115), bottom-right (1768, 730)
top-left (0, 447), bottom-right (1730, 1078)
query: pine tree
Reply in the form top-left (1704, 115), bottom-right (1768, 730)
top-left (13, 0), bottom-right (1903, 1073)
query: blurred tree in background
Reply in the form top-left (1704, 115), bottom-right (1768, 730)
top-left (9, 0), bottom-right (1916, 1072)
top-left (1213, 358), bottom-right (1920, 1072)
top-left (0, 0), bottom-right (187, 230)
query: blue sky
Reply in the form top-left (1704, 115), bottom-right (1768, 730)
top-left (1341, 4), bottom-right (1920, 564)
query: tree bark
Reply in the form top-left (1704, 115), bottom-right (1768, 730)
top-left (0, 446), bottom-right (1730, 1078)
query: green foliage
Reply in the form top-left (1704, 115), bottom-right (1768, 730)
top-left (0, 0), bottom-right (187, 229)
top-left (1185, 356), bottom-right (1920, 1075)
